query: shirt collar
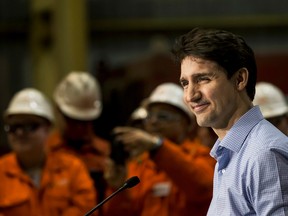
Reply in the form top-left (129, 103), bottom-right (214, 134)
top-left (211, 106), bottom-right (264, 158)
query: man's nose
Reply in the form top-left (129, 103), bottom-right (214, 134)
top-left (184, 85), bottom-right (201, 103)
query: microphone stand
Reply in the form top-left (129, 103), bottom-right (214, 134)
top-left (84, 176), bottom-right (140, 216)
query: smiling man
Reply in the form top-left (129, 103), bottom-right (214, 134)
top-left (172, 27), bottom-right (288, 215)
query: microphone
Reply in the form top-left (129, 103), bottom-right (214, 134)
top-left (84, 176), bottom-right (140, 216)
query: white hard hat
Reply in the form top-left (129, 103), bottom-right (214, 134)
top-left (130, 107), bottom-right (148, 121)
top-left (54, 71), bottom-right (102, 121)
top-left (146, 83), bottom-right (194, 120)
top-left (254, 82), bottom-right (288, 118)
top-left (5, 88), bottom-right (54, 123)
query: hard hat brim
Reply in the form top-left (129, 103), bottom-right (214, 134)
top-left (4, 108), bottom-right (54, 123)
top-left (57, 102), bottom-right (102, 121)
top-left (261, 106), bottom-right (288, 119)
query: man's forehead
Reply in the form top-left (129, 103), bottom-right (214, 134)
top-left (182, 56), bottom-right (218, 66)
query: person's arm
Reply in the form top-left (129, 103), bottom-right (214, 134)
top-left (152, 138), bottom-right (215, 202)
top-left (112, 126), bottom-right (215, 202)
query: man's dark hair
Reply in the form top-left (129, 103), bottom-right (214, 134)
top-left (172, 27), bottom-right (257, 100)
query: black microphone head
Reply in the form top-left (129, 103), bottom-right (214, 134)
top-left (123, 176), bottom-right (140, 189)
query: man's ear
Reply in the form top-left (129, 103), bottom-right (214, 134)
top-left (235, 68), bottom-right (249, 91)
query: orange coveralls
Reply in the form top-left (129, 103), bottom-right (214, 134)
top-left (46, 130), bottom-right (110, 207)
top-left (46, 130), bottom-right (110, 173)
top-left (0, 152), bottom-right (97, 216)
top-left (104, 138), bottom-right (215, 216)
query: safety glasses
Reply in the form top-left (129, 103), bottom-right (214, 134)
top-left (4, 123), bottom-right (42, 134)
top-left (146, 111), bottom-right (182, 122)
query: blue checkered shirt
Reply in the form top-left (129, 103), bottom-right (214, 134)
top-left (207, 106), bottom-right (288, 215)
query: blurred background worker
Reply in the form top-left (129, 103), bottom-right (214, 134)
top-left (0, 88), bottom-right (96, 216)
top-left (254, 81), bottom-right (288, 135)
top-left (109, 105), bottom-right (148, 166)
top-left (46, 72), bottom-right (110, 207)
top-left (104, 83), bottom-right (215, 216)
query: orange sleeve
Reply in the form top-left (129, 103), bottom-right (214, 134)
top-left (152, 139), bottom-right (215, 202)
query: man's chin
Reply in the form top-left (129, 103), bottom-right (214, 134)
top-left (196, 118), bottom-right (211, 128)
top-left (12, 143), bottom-right (33, 152)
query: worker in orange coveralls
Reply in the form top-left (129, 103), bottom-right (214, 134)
top-left (104, 83), bottom-right (215, 216)
top-left (46, 72), bottom-right (110, 208)
top-left (0, 88), bottom-right (96, 216)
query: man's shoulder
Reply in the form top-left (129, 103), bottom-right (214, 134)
top-left (0, 153), bottom-right (16, 165)
top-left (244, 119), bottom-right (288, 156)
top-left (91, 135), bottom-right (111, 154)
top-left (45, 129), bottom-right (63, 150)
top-left (250, 119), bottom-right (287, 142)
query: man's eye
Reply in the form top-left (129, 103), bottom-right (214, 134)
top-left (197, 77), bottom-right (210, 83)
top-left (180, 80), bottom-right (188, 88)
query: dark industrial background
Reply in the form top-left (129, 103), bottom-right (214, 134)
top-left (1, 0), bottom-right (288, 153)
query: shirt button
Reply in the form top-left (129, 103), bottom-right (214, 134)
top-left (221, 169), bottom-right (226, 174)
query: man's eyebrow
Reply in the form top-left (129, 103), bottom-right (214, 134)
top-left (191, 72), bottom-right (215, 80)
top-left (180, 71), bottom-right (216, 84)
